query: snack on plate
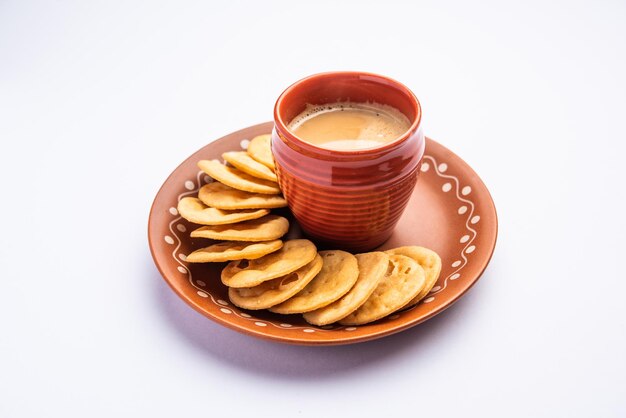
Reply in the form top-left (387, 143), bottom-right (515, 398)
top-left (189, 215), bottom-right (289, 242)
top-left (222, 151), bottom-right (278, 182)
top-left (303, 251), bottom-right (388, 326)
top-left (198, 182), bottom-right (287, 210)
top-left (177, 197), bottom-right (268, 225)
top-left (270, 250), bottom-right (358, 314)
top-left (186, 240), bottom-right (284, 263)
top-left (246, 134), bottom-right (275, 170)
top-left (198, 159), bottom-right (280, 194)
top-left (339, 255), bottom-right (425, 326)
top-left (385, 246), bottom-right (442, 307)
top-left (221, 239), bottom-right (318, 288)
top-left (228, 254), bottom-right (323, 310)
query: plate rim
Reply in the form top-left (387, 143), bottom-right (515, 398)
top-left (148, 121), bottom-right (498, 345)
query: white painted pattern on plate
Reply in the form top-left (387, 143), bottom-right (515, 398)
top-left (418, 155), bottom-right (479, 303)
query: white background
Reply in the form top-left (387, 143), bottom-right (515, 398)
top-left (1, 1), bottom-right (625, 417)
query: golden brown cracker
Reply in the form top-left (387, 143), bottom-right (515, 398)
top-left (197, 182), bottom-right (287, 210)
top-left (190, 215), bottom-right (289, 242)
top-left (221, 239), bottom-right (317, 288)
top-left (303, 252), bottom-right (388, 326)
top-left (222, 151), bottom-right (277, 182)
top-left (385, 246), bottom-right (442, 306)
top-left (270, 250), bottom-right (358, 314)
top-left (228, 254), bottom-right (323, 310)
top-left (339, 254), bottom-right (425, 326)
top-left (185, 240), bottom-right (283, 263)
top-left (247, 134), bottom-right (275, 170)
top-left (198, 159), bottom-right (280, 194)
top-left (177, 197), bottom-right (268, 225)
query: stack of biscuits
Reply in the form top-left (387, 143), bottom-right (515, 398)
top-left (178, 134), bottom-right (290, 262)
top-left (178, 134), bottom-right (442, 326)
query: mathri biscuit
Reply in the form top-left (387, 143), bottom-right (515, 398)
top-left (303, 251), bottom-right (388, 326)
top-left (190, 215), bottom-right (289, 242)
top-left (177, 197), bottom-right (268, 225)
top-left (339, 254), bottom-right (425, 326)
top-left (186, 240), bottom-right (283, 263)
top-left (247, 134), bottom-right (275, 170)
top-left (228, 254), bottom-right (323, 310)
top-left (385, 246), bottom-right (442, 307)
top-left (222, 151), bottom-right (277, 182)
top-left (198, 159), bottom-right (280, 194)
top-left (270, 250), bottom-right (358, 314)
top-left (198, 182), bottom-right (287, 210)
top-left (221, 239), bottom-right (317, 288)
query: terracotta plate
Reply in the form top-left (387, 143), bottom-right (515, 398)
top-left (148, 122), bottom-right (497, 345)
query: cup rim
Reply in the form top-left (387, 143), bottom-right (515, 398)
top-left (273, 71), bottom-right (422, 156)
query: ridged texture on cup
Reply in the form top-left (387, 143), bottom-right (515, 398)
top-left (272, 125), bottom-right (424, 252)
